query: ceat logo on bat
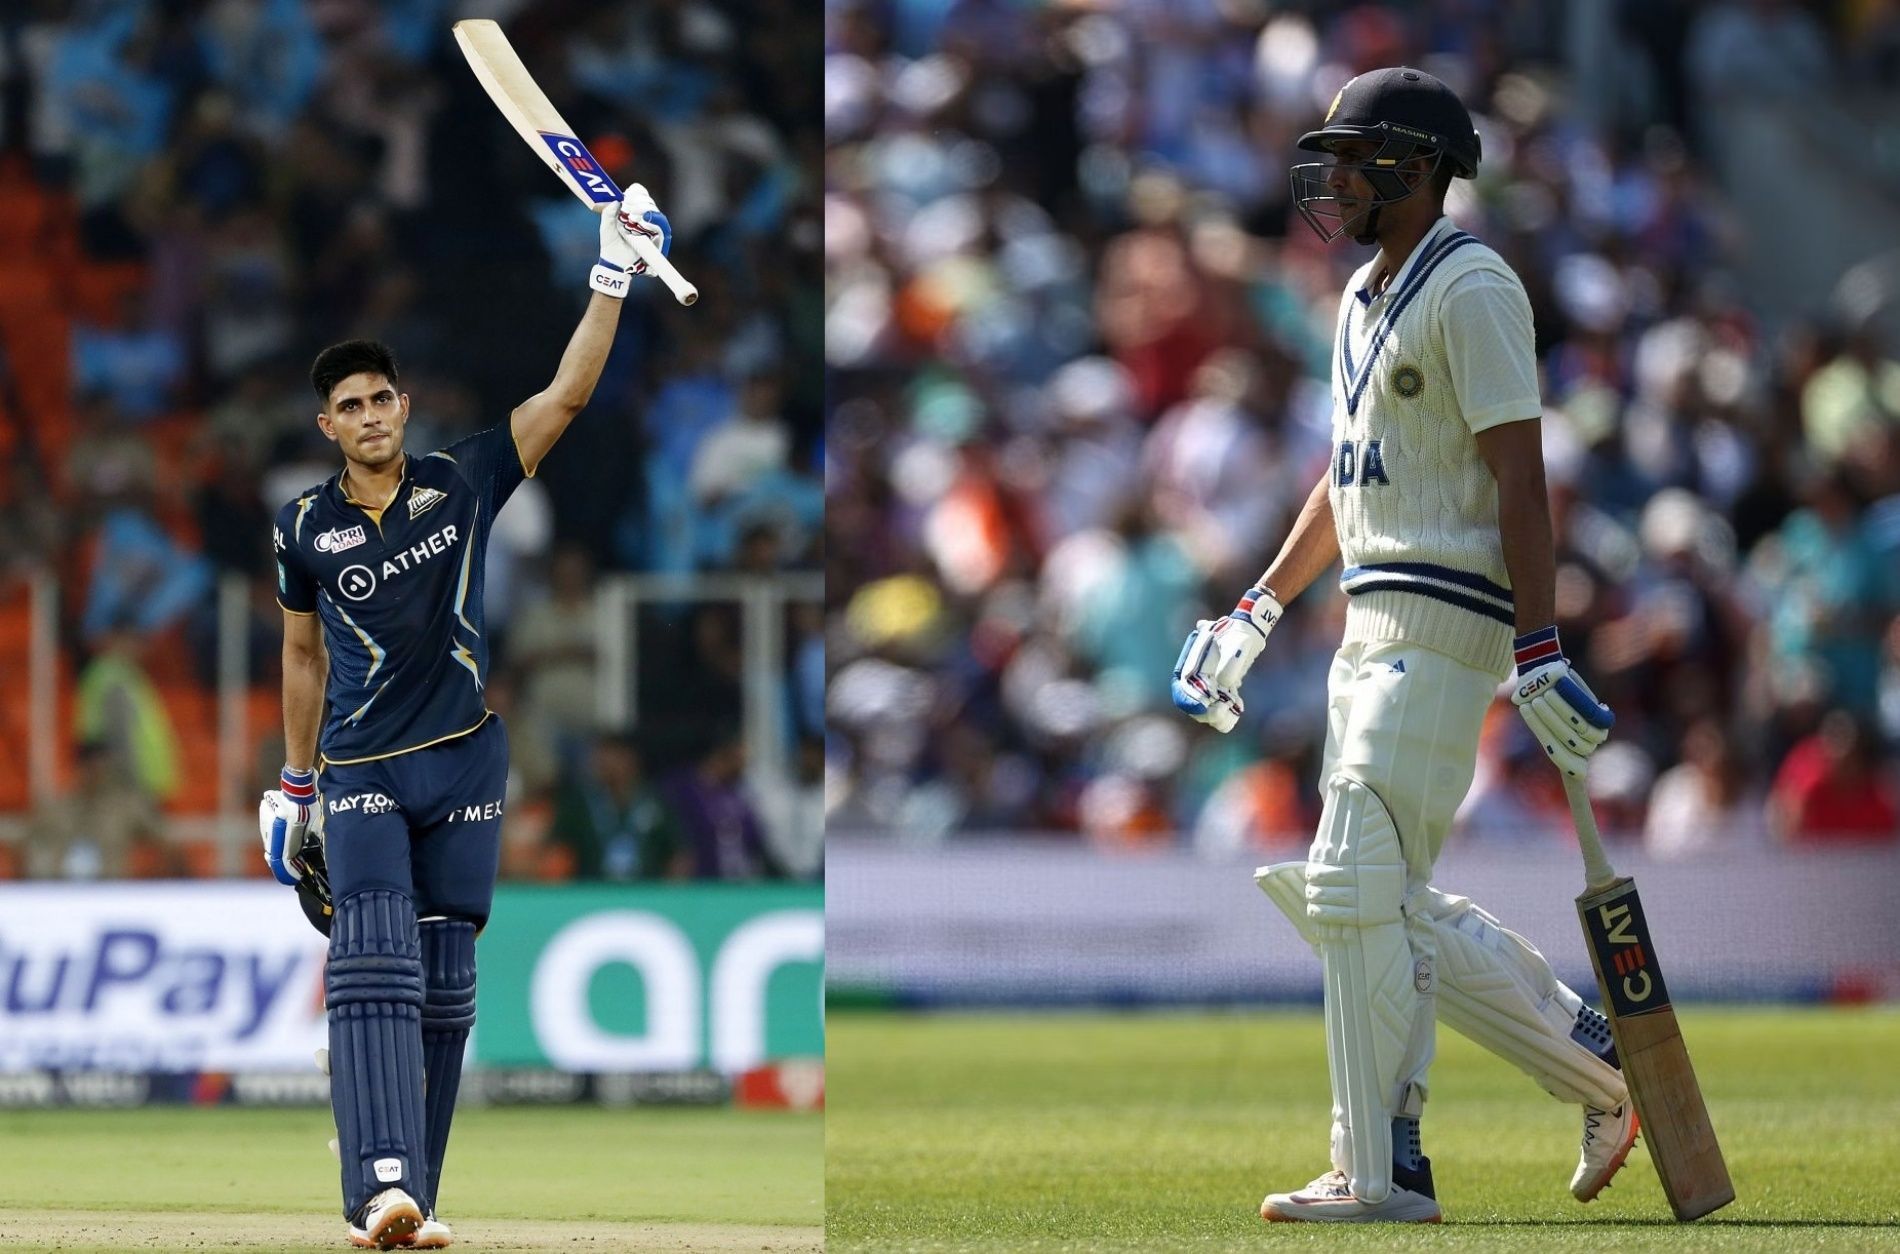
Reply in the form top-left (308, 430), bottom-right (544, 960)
top-left (539, 133), bottom-right (618, 204)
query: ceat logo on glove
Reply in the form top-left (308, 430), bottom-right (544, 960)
top-left (1516, 670), bottom-right (1558, 703)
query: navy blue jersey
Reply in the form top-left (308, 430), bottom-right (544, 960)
top-left (275, 424), bottom-right (527, 764)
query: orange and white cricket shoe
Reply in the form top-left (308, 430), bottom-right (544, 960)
top-left (349, 1187), bottom-right (423, 1249)
top-left (1261, 1164), bottom-right (1442, 1223)
top-left (410, 1213), bottom-right (453, 1249)
top-left (1572, 1101), bottom-right (1640, 1201)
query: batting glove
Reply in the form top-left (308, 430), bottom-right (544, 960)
top-left (590, 183), bottom-right (672, 297)
top-left (1170, 586), bottom-right (1283, 734)
top-left (1510, 627), bottom-right (1614, 778)
top-left (259, 765), bottom-right (315, 886)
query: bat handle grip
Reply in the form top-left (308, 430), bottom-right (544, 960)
top-left (1563, 774), bottom-right (1618, 889)
top-left (630, 234), bottom-right (699, 306)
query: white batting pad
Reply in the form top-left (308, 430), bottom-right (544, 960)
top-left (1258, 866), bottom-right (1625, 1112)
top-left (1422, 890), bottom-right (1627, 1109)
top-left (1303, 774), bottom-right (1429, 1204)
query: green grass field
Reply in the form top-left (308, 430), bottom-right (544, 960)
top-left (827, 1006), bottom-right (1900, 1252)
top-left (0, 1105), bottom-right (822, 1251)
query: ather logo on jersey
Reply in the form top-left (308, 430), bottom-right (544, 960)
top-left (337, 565), bottom-right (377, 601)
top-left (378, 524), bottom-right (459, 579)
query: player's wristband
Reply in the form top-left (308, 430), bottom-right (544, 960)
top-left (281, 765), bottom-right (316, 805)
top-left (1229, 586), bottom-right (1283, 638)
top-left (589, 258), bottom-right (630, 298)
top-left (1512, 626), bottom-right (1564, 677)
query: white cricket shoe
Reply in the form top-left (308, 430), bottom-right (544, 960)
top-left (411, 1214), bottom-right (453, 1249)
top-left (349, 1187), bottom-right (423, 1249)
top-left (1571, 1101), bottom-right (1640, 1201)
top-left (1261, 1167), bottom-right (1442, 1223)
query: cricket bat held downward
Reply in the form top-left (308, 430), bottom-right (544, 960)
top-left (1565, 777), bottom-right (1735, 1221)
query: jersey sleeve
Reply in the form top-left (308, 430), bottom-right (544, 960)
top-left (1441, 271), bottom-right (1544, 434)
top-left (273, 502), bottom-right (318, 615)
top-left (437, 422), bottom-right (529, 516)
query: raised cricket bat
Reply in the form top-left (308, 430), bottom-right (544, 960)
top-left (1565, 776), bottom-right (1734, 1220)
top-left (453, 18), bottom-right (698, 306)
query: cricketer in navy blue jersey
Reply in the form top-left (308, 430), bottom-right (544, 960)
top-left (256, 182), bottom-right (674, 1250)
top-left (273, 421), bottom-right (523, 764)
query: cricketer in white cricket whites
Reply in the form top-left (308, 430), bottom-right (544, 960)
top-left (1170, 67), bottom-right (1633, 1224)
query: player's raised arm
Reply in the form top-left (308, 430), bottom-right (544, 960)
top-left (510, 186), bottom-right (674, 473)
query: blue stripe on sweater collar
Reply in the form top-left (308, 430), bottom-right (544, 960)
top-left (1340, 223), bottom-right (1477, 415)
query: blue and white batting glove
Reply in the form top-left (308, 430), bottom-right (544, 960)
top-left (616, 182), bottom-right (670, 273)
top-left (1170, 586), bottom-right (1283, 734)
top-left (259, 765), bottom-right (315, 886)
top-left (590, 183), bottom-right (672, 297)
top-left (1510, 627), bottom-right (1614, 778)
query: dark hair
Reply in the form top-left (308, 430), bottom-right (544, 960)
top-left (310, 340), bottom-right (399, 405)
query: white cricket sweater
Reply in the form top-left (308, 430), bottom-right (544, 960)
top-left (1325, 217), bottom-right (1543, 679)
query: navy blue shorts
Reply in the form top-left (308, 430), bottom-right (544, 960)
top-left (317, 716), bottom-right (508, 926)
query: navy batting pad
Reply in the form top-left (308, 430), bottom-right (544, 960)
top-left (328, 888), bottom-right (428, 1219)
top-left (419, 918), bottom-right (477, 1215)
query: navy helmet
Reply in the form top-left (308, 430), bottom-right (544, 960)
top-left (1290, 67), bottom-right (1480, 244)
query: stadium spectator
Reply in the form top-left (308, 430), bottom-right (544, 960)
top-left (1755, 467), bottom-right (1898, 722)
top-left (23, 741), bottom-right (173, 879)
top-left (77, 498), bottom-right (213, 647)
top-left (511, 545), bottom-right (604, 782)
top-left (756, 736), bottom-right (826, 881)
top-left (550, 736), bottom-right (687, 881)
top-left (1191, 755), bottom-right (1315, 860)
top-left (1801, 326), bottom-right (1900, 466)
top-left (479, 468), bottom-right (555, 655)
top-left (74, 626), bottom-right (181, 805)
top-left (1456, 712), bottom-right (1572, 846)
top-left (1769, 710), bottom-right (1900, 845)
top-left (691, 373), bottom-right (791, 507)
top-left (1644, 718), bottom-right (1770, 859)
top-left (689, 372), bottom-right (823, 567)
top-left (662, 731), bottom-right (776, 880)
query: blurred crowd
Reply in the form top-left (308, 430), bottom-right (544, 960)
top-left (824, 0), bottom-right (1900, 856)
top-left (0, 0), bottom-right (822, 882)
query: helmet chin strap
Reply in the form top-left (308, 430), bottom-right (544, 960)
top-left (1352, 203), bottom-right (1383, 246)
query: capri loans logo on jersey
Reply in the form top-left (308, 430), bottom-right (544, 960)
top-left (315, 525), bottom-right (367, 554)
